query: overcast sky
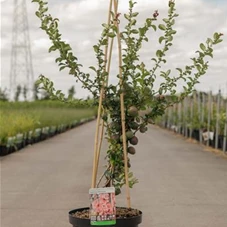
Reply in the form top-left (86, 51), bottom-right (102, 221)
top-left (1, 0), bottom-right (227, 98)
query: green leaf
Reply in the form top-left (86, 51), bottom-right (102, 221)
top-left (206, 52), bottom-right (213, 58)
top-left (35, 11), bottom-right (41, 18)
top-left (213, 32), bottom-right (219, 40)
top-left (101, 39), bottom-right (108, 45)
top-left (64, 45), bottom-right (72, 51)
top-left (49, 45), bottom-right (57, 52)
top-left (146, 18), bottom-right (152, 26)
top-left (168, 35), bottom-right (173, 42)
top-left (102, 23), bottom-right (108, 28)
top-left (200, 43), bottom-right (206, 51)
top-left (35, 79), bottom-right (42, 86)
top-left (158, 24), bottom-right (166, 31)
top-left (167, 30), bottom-right (177, 36)
top-left (129, 0), bottom-right (133, 8)
top-left (139, 27), bottom-right (146, 36)
top-left (166, 69), bottom-right (171, 76)
top-left (124, 14), bottom-right (130, 20)
top-left (214, 39), bottom-right (223, 44)
top-left (55, 57), bottom-right (62, 63)
top-left (170, 19), bottom-right (175, 25)
top-left (159, 36), bottom-right (165, 44)
top-left (89, 66), bottom-right (97, 72)
top-left (107, 32), bottom-right (115, 38)
top-left (156, 50), bottom-right (163, 58)
top-left (131, 29), bottom-right (139, 34)
top-left (59, 66), bottom-right (67, 71)
top-left (93, 45), bottom-right (99, 53)
top-left (151, 25), bottom-right (157, 31)
top-left (131, 19), bottom-right (136, 26)
top-left (176, 68), bottom-right (182, 73)
top-left (56, 90), bottom-right (62, 95)
top-left (132, 12), bottom-right (139, 17)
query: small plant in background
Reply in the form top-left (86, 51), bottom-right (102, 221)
top-left (32, 0), bottom-right (223, 224)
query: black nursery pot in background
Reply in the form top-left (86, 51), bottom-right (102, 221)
top-left (0, 145), bottom-right (8, 156)
top-left (192, 129), bottom-right (200, 141)
top-left (69, 207), bottom-right (142, 227)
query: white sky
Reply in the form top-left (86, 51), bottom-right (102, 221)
top-left (1, 0), bottom-right (227, 98)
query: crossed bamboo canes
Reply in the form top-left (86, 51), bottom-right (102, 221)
top-left (91, 0), bottom-right (131, 208)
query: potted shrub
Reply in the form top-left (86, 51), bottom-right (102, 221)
top-left (32, 0), bottom-right (223, 226)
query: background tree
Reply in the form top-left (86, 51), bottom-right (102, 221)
top-left (0, 88), bottom-right (8, 102)
top-left (23, 85), bottom-right (28, 101)
top-left (68, 85), bottom-right (76, 99)
top-left (14, 85), bottom-right (22, 101)
top-left (34, 83), bottom-right (40, 100)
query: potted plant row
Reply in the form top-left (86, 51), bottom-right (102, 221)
top-left (159, 97), bottom-right (227, 151)
top-left (0, 117), bottom-right (95, 156)
top-left (32, 0), bottom-right (223, 226)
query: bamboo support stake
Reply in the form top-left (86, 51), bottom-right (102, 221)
top-left (95, 30), bottom-right (116, 185)
top-left (91, 0), bottom-right (113, 188)
top-left (113, 0), bottom-right (131, 208)
top-left (94, 3), bottom-right (116, 184)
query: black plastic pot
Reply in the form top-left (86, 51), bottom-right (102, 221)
top-left (192, 129), bottom-right (200, 141)
top-left (0, 145), bottom-right (8, 156)
top-left (69, 207), bottom-right (142, 227)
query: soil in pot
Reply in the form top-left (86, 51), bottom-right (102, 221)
top-left (69, 207), bottom-right (142, 227)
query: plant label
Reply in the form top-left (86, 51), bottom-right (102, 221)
top-left (89, 187), bottom-right (116, 226)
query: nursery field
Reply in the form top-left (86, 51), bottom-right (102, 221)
top-left (0, 100), bottom-right (95, 156)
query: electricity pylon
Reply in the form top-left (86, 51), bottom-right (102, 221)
top-left (9, 0), bottom-right (34, 101)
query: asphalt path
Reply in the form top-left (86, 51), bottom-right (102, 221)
top-left (1, 121), bottom-right (227, 227)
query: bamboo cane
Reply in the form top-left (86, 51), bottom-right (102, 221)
top-left (91, 0), bottom-right (113, 188)
top-left (95, 30), bottom-right (116, 186)
top-left (113, 0), bottom-right (131, 208)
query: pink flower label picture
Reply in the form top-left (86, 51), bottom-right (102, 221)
top-left (89, 187), bottom-right (116, 226)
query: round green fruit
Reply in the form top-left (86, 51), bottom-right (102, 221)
top-left (130, 121), bottom-right (139, 130)
top-left (126, 131), bottom-right (134, 139)
top-left (109, 122), bottom-right (121, 131)
top-left (128, 106), bottom-right (138, 117)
